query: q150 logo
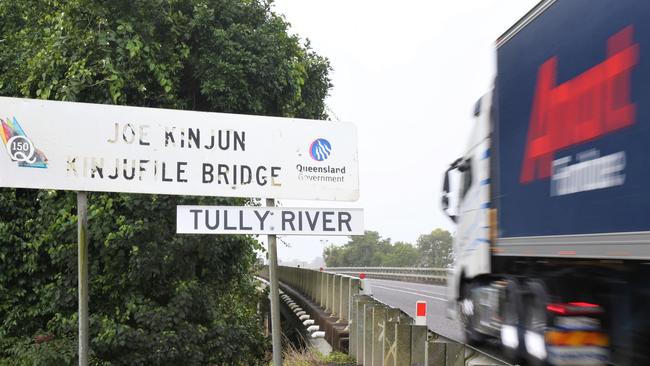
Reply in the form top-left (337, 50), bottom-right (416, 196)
top-left (1, 117), bottom-right (48, 168)
top-left (310, 138), bottom-right (331, 161)
top-left (520, 25), bottom-right (638, 183)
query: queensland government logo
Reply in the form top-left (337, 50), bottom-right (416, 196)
top-left (309, 138), bottom-right (331, 161)
top-left (1, 117), bottom-right (48, 168)
top-left (297, 137), bottom-right (345, 183)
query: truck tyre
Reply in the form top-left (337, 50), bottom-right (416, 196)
top-left (460, 282), bottom-right (485, 345)
top-left (501, 279), bottom-right (524, 363)
top-left (524, 280), bottom-right (550, 366)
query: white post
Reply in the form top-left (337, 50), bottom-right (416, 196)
top-left (415, 300), bottom-right (427, 326)
top-left (267, 198), bottom-right (283, 366)
top-left (77, 192), bottom-right (89, 366)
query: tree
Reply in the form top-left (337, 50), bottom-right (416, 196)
top-left (380, 242), bottom-right (419, 267)
top-left (323, 232), bottom-right (418, 267)
top-left (323, 231), bottom-right (392, 267)
top-left (323, 245), bottom-right (345, 267)
top-left (416, 229), bottom-right (454, 268)
top-left (0, 0), bottom-right (331, 364)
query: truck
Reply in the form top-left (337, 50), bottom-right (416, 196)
top-left (441, 1), bottom-right (650, 365)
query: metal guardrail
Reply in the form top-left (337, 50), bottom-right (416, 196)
top-left (324, 267), bottom-right (448, 285)
top-left (260, 266), bottom-right (508, 366)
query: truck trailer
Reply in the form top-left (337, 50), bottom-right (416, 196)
top-left (441, 1), bottom-right (650, 365)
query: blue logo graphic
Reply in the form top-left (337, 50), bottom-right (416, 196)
top-left (309, 138), bottom-right (331, 161)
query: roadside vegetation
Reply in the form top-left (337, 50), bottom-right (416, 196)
top-left (281, 345), bottom-right (355, 366)
top-left (0, 0), bottom-right (331, 364)
top-left (323, 229), bottom-right (453, 268)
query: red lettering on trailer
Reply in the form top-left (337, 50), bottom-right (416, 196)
top-left (520, 26), bottom-right (639, 183)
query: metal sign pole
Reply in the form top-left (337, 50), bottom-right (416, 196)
top-left (77, 192), bottom-right (89, 366)
top-left (266, 198), bottom-right (283, 366)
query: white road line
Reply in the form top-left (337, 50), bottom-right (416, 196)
top-left (369, 279), bottom-right (447, 291)
top-left (371, 284), bottom-right (447, 302)
top-left (369, 281), bottom-right (448, 297)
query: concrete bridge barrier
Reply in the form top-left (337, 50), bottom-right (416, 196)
top-left (260, 266), bottom-right (508, 366)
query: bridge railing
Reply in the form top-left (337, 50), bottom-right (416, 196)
top-left (324, 266), bottom-right (448, 285)
top-left (259, 265), bottom-right (508, 366)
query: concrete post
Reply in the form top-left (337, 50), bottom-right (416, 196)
top-left (303, 269), bottom-right (308, 297)
top-left (383, 321), bottom-right (398, 366)
top-left (296, 268), bottom-right (301, 288)
top-left (318, 272), bottom-right (325, 309)
top-left (445, 343), bottom-right (464, 366)
top-left (325, 273), bottom-right (331, 312)
top-left (349, 278), bottom-right (360, 324)
top-left (349, 295), bottom-right (358, 359)
top-left (380, 306), bottom-right (402, 365)
top-left (299, 268), bottom-right (304, 291)
top-left (317, 271), bottom-right (323, 306)
top-left (310, 270), bottom-right (316, 300)
top-left (372, 306), bottom-right (387, 366)
top-left (350, 295), bottom-right (367, 360)
top-left (332, 274), bottom-right (339, 317)
top-left (395, 324), bottom-right (412, 366)
top-left (341, 276), bottom-right (351, 322)
top-left (425, 340), bottom-right (445, 366)
top-left (352, 295), bottom-right (374, 364)
top-left (357, 298), bottom-right (365, 363)
top-left (410, 325), bottom-right (428, 366)
top-left (363, 301), bottom-right (375, 366)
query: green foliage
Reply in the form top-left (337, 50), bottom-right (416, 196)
top-left (416, 228), bottom-right (454, 268)
top-left (0, 191), bottom-right (270, 365)
top-left (281, 345), bottom-right (354, 366)
top-left (0, 335), bottom-right (76, 366)
top-left (323, 231), bottom-right (416, 267)
top-left (323, 229), bottom-right (453, 268)
top-left (324, 231), bottom-right (390, 267)
top-left (0, 0), bottom-right (331, 364)
top-left (321, 351), bottom-right (355, 364)
top-left (380, 241), bottom-right (419, 267)
top-left (0, 0), bottom-right (330, 118)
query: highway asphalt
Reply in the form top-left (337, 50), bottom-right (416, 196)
top-left (365, 278), bottom-right (464, 341)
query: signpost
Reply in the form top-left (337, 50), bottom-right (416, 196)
top-left (266, 199), bottom-right (283, 366)
top-left (77, 192), bottom-right (89, 366)
top-left (0, 97), bottom-right (361, 366)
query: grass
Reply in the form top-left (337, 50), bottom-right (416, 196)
top-left (280, 343), bottom-right (356, 366)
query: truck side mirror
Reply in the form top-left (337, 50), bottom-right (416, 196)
top-left (441, 169), bottom-right (457, 223)
top-left (442, 170), bottom-right (451, 210)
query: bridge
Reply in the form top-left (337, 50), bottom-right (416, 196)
top-left (260, 266), bottom-right (514, 366)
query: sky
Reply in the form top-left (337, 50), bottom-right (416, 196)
top-left (264, 0), bottom-right (539, 265)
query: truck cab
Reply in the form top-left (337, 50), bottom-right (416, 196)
top-left (442, 92), bottom-right (493, 316)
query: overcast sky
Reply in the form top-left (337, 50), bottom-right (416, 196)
top-left (265, 0), bottom-right (539, 264)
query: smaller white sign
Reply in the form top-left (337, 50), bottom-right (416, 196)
top-left (177, 206), bottom-right (364, 235)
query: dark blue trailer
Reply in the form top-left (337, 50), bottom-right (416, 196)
top-left (495, 0), bottom-right (650, 260)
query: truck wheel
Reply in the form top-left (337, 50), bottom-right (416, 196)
top-left (524, 280), bottom-right (550, 366)
top-left (501, 279), bottom-right (524, 363)
top-left (460, 282), bottom-right (485, 345)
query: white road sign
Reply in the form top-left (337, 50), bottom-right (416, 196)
top-left (177, 206), bottom-right (364, 235)
top-left (0, 97), bottom-right (359, 201)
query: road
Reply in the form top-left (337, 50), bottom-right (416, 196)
top-left (365, 278), bottom-right (464, 341)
